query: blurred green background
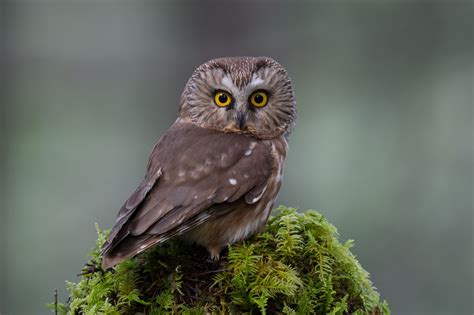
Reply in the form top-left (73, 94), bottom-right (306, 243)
top-left (1, 1), bottom-right (472, 314)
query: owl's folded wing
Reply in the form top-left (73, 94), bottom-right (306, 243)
top-left (101, 122), bottom-right (272, 268)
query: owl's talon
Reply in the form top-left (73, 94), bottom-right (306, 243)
top-left (206, 245), bottom-right (223, 262)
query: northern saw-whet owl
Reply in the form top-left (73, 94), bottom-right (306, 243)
top-left (101, 57), bottom-right (297, 269)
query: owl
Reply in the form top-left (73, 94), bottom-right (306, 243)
top-left (101, 57), bottom-right (297, 269)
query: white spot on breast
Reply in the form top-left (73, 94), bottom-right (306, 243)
top-left (194, 194), bottom-right (198, 200)
top-left (245, 149), bottom-right (252, 156)
top-left (221, 153), bottom-right (227, 161)
top-left (260, 201), bottom-right (274, 224)
top-left (270, 141), bottom-right (284, 183)
top-left (243, 173), bottom-right (249, 179)
top-left (190, 170), bottom-right (201, 179)
top-left (229, 178), bottom-right (237, 185)
top-left (178, 170), bottom-right (185, 177)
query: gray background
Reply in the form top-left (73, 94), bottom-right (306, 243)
top-left (1, 1), bottom-right (472, 314)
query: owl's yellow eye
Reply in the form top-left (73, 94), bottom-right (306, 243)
top-left (249, 90), bottom-right (268, 108)
top-left (214, 91), bottom-right (233, 107)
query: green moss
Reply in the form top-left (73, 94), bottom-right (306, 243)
top-left (49, 206), bottom-right (390, 314)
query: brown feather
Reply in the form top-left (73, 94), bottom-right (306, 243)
top-left (101, 121), bottom-right (274, 268)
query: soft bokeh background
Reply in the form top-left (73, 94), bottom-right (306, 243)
top-left (1, 1), bottom-right (472, 314)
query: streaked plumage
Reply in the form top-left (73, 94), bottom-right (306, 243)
top-left (101, 57), bottom-right (296, 269)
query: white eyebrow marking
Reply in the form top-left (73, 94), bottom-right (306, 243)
top-left (249, 74), bottom-right (264, 87)
top-left (222, 75), bottom-right (235, 90)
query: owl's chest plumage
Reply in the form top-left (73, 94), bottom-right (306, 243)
top-left (183, 136), bottom-right (288, 257)
top-left (101, 122), bottom-right (291, 268)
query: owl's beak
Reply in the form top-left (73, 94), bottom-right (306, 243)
top-left (236, 111), bottom-right (246, 130)
top-left (223, 110), bottom-right (247, 133)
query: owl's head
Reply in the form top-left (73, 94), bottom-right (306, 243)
top-left (179, 57), bottom-right (296, 139)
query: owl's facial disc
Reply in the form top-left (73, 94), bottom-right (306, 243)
top-left (216, 74), bottom-right (272, 132)
top-left (217, 87), bottom-right (271, 134)
top-left (211, 89), bottom-right (245, 131)
top-left (180, 56), bottom-right (296, 139)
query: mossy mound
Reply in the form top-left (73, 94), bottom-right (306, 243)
top-left (51, 206), bottom-right (390, 314)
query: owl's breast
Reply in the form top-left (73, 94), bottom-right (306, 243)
top-left (183, 136), bottom-right (288, 255)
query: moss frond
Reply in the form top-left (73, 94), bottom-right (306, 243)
top-left (50, 206), bottom-right (390, 314)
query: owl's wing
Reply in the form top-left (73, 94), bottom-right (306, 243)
top-left (101, 122), bottom-right (272, 268)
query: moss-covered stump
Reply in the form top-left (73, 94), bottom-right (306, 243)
top-left (52, 206), bottom-right (390, 314)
